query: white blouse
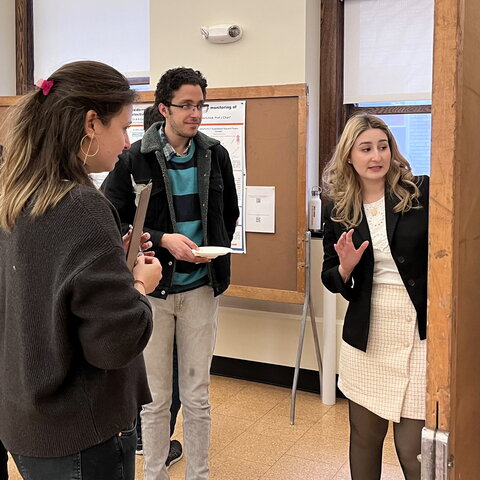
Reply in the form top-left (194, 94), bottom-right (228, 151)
top-left (363, 197), bottom-right (403, 285)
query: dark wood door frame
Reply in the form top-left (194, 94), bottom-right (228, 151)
top-left (319, 0), bottom-right (346, 181)
top-left (15, 0), bottom-right (34, 95)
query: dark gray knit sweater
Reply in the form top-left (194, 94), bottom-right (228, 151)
top-left (0, 185), bottom-right (152, 457)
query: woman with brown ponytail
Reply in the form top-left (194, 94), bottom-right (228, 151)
top-left (0, 61), bottom-right (162, 480)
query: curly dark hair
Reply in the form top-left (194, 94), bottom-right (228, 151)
top-left (154, 67), bottom-right (207, 107)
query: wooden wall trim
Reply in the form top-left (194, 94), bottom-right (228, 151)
top-left (225, 285), bottom-right (305, 304)
top-left (0, 97), bottom-right (22, 107)
top-left (15, 0), bottom-right (34, 95)
top-left (136, 84), bottom-right (308, 104)
top-left (427, 0), bottom-right (459, 432)
top-left (205, 84), bottom-right (308, 100)
top-left (1, 85), bottom-right (308, 107)
top-left (296, 90), bottom-right (308, 294)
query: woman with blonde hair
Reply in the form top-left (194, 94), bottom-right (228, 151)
top-left (0, 61), bottom-right (162, 480)
top-left (322, 114), bottom-right (429, 479)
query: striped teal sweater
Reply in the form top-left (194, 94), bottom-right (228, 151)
top-left (163, 136), bottom-right (208, 292)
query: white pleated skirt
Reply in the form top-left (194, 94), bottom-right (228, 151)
top-left (338, 283), bottom-right (426, 422)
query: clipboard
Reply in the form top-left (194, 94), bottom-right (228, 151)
top-left (126, 182), bottom-right (152, 271)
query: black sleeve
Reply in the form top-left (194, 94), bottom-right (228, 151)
top-left (218, 146), bottom-right (240, 241)
top-left (103, 152), bottom-right (168, 248)
top-left (102, 154), bottom-right (137, 235)
top-left (321, 203), bottom-right (354, 300)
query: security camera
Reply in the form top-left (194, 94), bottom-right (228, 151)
top-left (200, 24), bottom-right (243, 44)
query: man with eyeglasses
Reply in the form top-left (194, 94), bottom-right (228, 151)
top-left (103, 67), bottom-right (239, 480)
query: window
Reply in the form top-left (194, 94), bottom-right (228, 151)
top-left (344, 0), bottom-right (434, 104)
top-left (352, 101), bottom-right (431, 175)
top-left (33, 0), bottom-right (149, 82)
top-left (342, 0), bottom-right (434, 177)
top-left (377, 113), bottom-right (430, 176)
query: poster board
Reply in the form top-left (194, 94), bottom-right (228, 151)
top-left (126, 182), bottom-right (152, 271)
top-left (0, 84), bottom-right (308, 304)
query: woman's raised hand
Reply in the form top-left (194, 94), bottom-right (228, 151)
top-left (334, 229), bottom-right (369, 282)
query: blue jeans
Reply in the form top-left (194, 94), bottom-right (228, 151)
top-left (11, 423), bottom-right (137, 480)
top-left (0, 440), bottom-right (8, 480)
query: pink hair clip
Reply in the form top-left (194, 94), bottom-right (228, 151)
top-left (35, 78), bottom-right (54, 96)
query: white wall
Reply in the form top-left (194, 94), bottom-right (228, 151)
top-left (150, 0), bottom-right (307, 88)
top-left (0, 0), bottom-right (16, 95)
top-left (305, 0), bottom-right (321, 195)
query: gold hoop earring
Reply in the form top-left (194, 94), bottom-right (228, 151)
top-left (80, 134), bottom-right (99, 165)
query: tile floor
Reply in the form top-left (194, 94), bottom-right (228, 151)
top-left (8, 375), bottom-right (405, 479)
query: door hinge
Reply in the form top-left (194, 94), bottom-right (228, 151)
top-left (420, 427), bottom-right (453, 479)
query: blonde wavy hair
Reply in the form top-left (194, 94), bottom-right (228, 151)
top-left (322, 114), bottom-right (421, 227)
top-left (0, 61), bottom-right (136, 232)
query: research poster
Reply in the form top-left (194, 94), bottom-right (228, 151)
top-left (128, 103), bottom-right (149, 143)
top-left (199, 100), bottom-right (246, 253)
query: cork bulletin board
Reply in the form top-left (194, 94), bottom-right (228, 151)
top-left (0, 84), bottom-right (308, 303)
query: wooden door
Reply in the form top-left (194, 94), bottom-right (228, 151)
top-left (426, 0), bottom-right (480, 477)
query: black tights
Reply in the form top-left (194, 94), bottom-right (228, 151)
top-left (348, 400), bottom-right (424, 480)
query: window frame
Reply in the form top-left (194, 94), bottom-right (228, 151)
top-left (128, 76), bottom-right (150, 87)
top-left (347, 104), bottom-right (432, 116)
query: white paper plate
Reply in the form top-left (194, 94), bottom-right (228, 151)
top-left (192, 246), bottom-right (232, 259)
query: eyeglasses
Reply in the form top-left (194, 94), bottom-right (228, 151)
top-left (167, 103), bottom-right (209, 113)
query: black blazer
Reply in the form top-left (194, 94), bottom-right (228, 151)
top-left (321, 175), bottom-right (429, 351)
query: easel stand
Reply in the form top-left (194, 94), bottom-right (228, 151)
top-left (290, 231), bottom-right (323, 425)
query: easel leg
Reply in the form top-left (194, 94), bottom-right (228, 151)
top-left (290, 231), bottom-right (323, 424)
top-left (290, 292), bottom-right (309, 425)
top-left (309, 297), bottom-right (323, 392)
